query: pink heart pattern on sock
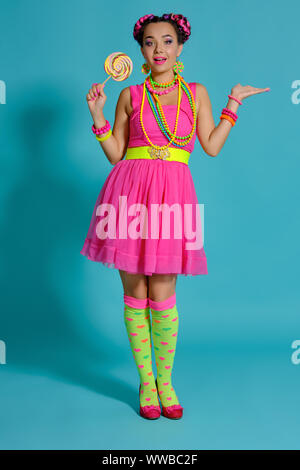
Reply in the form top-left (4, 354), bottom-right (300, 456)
top-left (150, 303), bottom-right (181, 408)
top-left (124, 303), bottom-right (159, 408)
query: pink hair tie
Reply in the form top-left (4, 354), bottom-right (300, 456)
top-left (228, 94), bottom-right (242, 105)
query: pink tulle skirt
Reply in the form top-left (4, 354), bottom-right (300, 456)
top-left (80, 158), bottom-right (208, 276)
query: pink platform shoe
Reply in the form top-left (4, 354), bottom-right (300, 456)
top-left (139, 384), bottom-right (161, 419)
top-left (155, 378), bottom-right (184, 419)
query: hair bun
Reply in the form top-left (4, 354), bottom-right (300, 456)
top-left (133, 13), bottom-right (191, 46)
top-left (162, 13), bottom-right (191, 43)
top-left (133, 14), bottom-right (155, 41)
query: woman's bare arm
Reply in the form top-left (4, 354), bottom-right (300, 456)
top-left (195, 82), bottom-right (270, 157)
top-left (196, 83), bottom-right (239, 157)
top-left (93, 87), bottom-right (130, 166)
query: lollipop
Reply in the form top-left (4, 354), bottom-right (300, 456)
top-left (102, 52), bottom-right (133, 85)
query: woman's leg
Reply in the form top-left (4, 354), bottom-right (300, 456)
top-left (119, 270), bottom-right (159, 408)
top-left (148, 274), bottom-right (181, 407)
top-left (119, 270), bottom-right (150, 299)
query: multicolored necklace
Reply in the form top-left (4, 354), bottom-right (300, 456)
top-left (146, 78), bottom-right (179, 97)
top-left (147, 76), bottom-right (196, 146)
top-left (149, 72), bottom-right (178, 90)
top-left (139, 73), bottom-right (197, 159)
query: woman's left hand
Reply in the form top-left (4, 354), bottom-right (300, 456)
top-left (231, 83), bottom-right (270, 102)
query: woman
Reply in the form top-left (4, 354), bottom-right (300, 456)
top-left (80, 13), bottom-right (270, 420)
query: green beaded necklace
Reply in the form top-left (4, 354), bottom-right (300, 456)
top-left (149, 72), bottom-right (178, 89)
top-left (145, 74), bottom-right (196, 147)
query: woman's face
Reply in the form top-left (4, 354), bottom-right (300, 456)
top-left (141, 22), bottom-right (183, 73)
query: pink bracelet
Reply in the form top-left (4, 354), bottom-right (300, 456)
top-left (228, 94), bottom-right (242, 105)
top-left (222, 108), bottom-right (238, 121)
top-left (92, 120), bottom-right (111, 135)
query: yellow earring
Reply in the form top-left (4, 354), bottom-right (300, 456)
top-left (141, 60), bottom-right (184, 74)
top-left (141, 62), bottom-right (150, 74)
top-left (173, 60), bottom-right (184, 74)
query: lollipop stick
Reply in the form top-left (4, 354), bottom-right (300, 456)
top-left (102, 76), bottom-right (111, 86)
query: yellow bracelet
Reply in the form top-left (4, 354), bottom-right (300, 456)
top-left (95, 129), bottom-right (112, 142)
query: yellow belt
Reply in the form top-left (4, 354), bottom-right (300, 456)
top-left (125, 146), bottom-right (190, 165)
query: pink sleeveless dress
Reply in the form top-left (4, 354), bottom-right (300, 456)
top-left (80, 82), bottom-right (208, 276)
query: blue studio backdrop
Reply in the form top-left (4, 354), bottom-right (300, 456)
top-left (0, 0), bottom-right (300, 450)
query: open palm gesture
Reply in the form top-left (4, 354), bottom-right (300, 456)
top-left (231, 83), bottom-right (270, 102)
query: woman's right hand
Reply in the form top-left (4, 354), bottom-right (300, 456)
top-left (86, 82), bottom-right (107, 118)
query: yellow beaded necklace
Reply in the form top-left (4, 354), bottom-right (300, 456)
top-left (139, 73), bottom-right (197, 160)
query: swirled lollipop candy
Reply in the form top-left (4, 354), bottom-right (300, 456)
top-left (103, 52), bottom-right (133, 85)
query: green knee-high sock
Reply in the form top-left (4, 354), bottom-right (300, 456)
top-left (124, 297), bottom-right (159, 408)
top-left (150, 295), bottom-right (180, 407)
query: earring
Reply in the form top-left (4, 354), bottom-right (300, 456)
top-left (141, 62), bottom-right (150, 74)
top-left (173, 60), bottom-right (184, 74)
top-left (142, 60), bottom-right (184, 74)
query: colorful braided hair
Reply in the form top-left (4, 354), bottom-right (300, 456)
top-left (133, 13), bottom-right (191, 47)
